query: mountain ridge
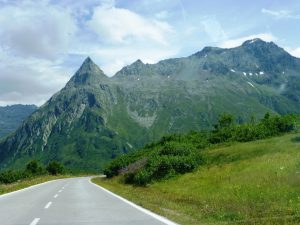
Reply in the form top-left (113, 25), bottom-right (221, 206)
top-left (0, 38), bottom-right (299, 172)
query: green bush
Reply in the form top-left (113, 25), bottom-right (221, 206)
top-left (159, 142), bottom-right (195, 156)
top-left (0, 160), bottom-right (46, 184)
top-left (291, 136), bottom-right (300, 143)
top-left (133, 169), bottom-right (152, 186)
top-left (104, 113), bottom-right (297, 186)
top-left (25, 160), bottom-right (45, 175)
top-left (0, 170), bottom-right (24, 184)
top-left (122, 143), bottom-right (203, 185)
top-left (46, 161), bottom-right (64, 175)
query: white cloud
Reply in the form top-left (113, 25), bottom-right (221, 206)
top-left (0, 1), bottom-right (77, 60)
top-left (87, 5), bottom-right (174, 45)
top-left (262, 8), bottom-right (300, 19)
top-left (219, 33), bottom-right (277, 48)
top-left (0, 57), bottom-right (73, 106)
top-left (201, 17), bottom-right (227, 42)
top-left (290, 47), bottom-right (300, 58)
top-left (0, 1), bottom-right (78, 106)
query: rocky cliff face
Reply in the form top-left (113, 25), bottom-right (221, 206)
top-left (0, 39), bottom-right (300, 171)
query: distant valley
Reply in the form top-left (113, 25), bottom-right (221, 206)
top-left (0, 105), bottom-right (37, 138)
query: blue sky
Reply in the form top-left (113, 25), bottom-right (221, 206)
top-left (0, 0), bottom-right (300, 105)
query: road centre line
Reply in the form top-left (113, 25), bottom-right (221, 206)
top-left (44, 201), bottom-right (52, 209)
top-left (30, 218), bottom-right (40, 225)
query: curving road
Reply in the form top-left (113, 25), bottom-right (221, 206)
top-left (0, 177), bottom-right (178, 225)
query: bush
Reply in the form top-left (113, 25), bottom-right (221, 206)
top-left (159, 142), bottom-right (195, 156)
top-left (133, 169), bottom-right (152, 186)
top-left (25, 160), bottom-right (44, 175)
top-left (0, 170), bottom-right (24, 184)
top-left (46, 161), bottom-right (64, 175)
top-left (122, 143), bottom-right (203, 185)
top-left (104, 113), bottom-right (297, 186)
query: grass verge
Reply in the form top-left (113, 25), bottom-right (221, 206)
top-left (0, 175), bottom-right (73, 195)
top-left (92, 132), bottom-right (300, 225)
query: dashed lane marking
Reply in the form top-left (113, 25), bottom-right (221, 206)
top-left (44, 201), bottom-right (52, 209)
top-left (30, 218), bottom-right (40, 225)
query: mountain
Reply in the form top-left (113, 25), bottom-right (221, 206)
top-left (0, 38), bottom-right (300, 172)
top-left (0, 105), bottom-right (37, 138)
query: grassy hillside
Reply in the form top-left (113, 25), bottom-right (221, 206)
top-left (93, 132), bottom-right (300, 225)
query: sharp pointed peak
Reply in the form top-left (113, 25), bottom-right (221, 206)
top-left (66, 56), bottom-right (108, 86)
top-left (80, 56), bottom-right (97, 67)
top-left (134, 59), bottom-right (144, 64)
top-left (77, 56), bottom-right (104, 73)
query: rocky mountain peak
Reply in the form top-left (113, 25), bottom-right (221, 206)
top-left (241, 38), bottom-right (279, 50)
top-left (67, 57), bottom-right (107, 86)
top-left (242, 38), bottom-right (265, 46)
top-left (114, 59), bottom-right (150, 77)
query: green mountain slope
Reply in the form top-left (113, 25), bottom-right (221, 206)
top-left (0, 104), bottom-right (37, 138)
top-left (0, 39), bottom-right (300, 172)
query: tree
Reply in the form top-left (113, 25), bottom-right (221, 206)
top-left (46, 161), bottom-right (64, 175)
top-left (25, 160), bottom-right (43, 175)
top-left (214, 113), bottom-right (234, 130)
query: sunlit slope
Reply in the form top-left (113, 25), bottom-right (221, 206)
top-left (97, 132), bottom-right (300, 225)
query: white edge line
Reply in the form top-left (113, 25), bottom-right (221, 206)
top-left (54, 194), bottom-right (58, 198)
top-left (30, 218), bottom-right (40, 225)
top-left (89, 179), bottom-right (179, 225)
top-left (0, 180), bottom-right (56, 199)
top-left (44, 201), bottom-right (52, 209)
top-left (0, 177), bottom-right (73, 199)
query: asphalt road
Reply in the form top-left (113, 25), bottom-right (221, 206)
top-left (0, 177), bottom-right (178, 225)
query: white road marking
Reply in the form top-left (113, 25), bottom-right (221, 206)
top-left (54, 194), bottom-right (58, 198)
top-left (89, 179), bottom-right (179, 225)
top-left (30, 218), bottom-right (40, 225)
top-left (58, 190), bottom-right (62, 193)
top-left (0, 180), bottom-right (56, 199)
top-left (44, 201), bottom-right (52, 209)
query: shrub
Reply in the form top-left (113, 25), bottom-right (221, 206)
top-left (291, 136), bottom-right (300, 143)
top-left (25, 160), bottom-right (44, 175)
top-left (104, 113), bottom-right (297, 186)
top-left (0, 170), bottom-right (23, 184)
top-left (46, 161), bottom-right (64, 175)
top-left (133, 169), bottom-right (152, 186)
top-left (159, 142), bottom-right (195, 156)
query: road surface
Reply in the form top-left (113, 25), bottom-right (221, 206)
top-left (0, 177), bottom-right (178, 225)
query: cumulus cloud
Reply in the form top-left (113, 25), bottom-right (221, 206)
top-left (0, 1), bottom-right (79, 106)
top-left (87, 4), bottom-right (173, 45)
top-left (0, 58), bottom-right (73, 105)
top-left (81, 2), bottom-right (179, 76)
top-left (0, 1), bottom-right (180, 105)
top-left (0, 1), bottom-right (77, 60)
top-left (219, 33), bottom-right (277, 48)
